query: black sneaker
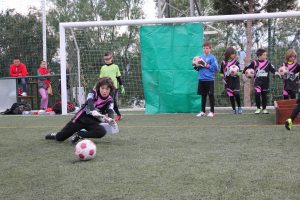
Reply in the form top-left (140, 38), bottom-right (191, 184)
top-left (45, 132), bottom-right (57, 140)
top-left (70, 134), bottom-right (82, 145)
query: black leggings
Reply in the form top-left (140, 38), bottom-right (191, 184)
top-left (229, 94), bottom-right (241, 110)
top-left (201, 94), bottom-right (215, 113)
top-left (55, 115), bottom-right (106, 141)
top-left (290, 99), bottom-right (300, 121)
top-left (255, 91), bottom-right (268, 109)
top-left (112, 89), bottom-right (121, 116)
top-left (283, 91), bottom-right (296, 100)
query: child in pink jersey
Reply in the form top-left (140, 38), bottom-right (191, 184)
top-left (281, 49), bottom-right (300, 99)
top-left (37, 61), bottom-right (51, 110)
top-left (220, 47), bottom-right (242, 114)
top-left (243, 48), bottom-right (277, 114)
top-left (45, 77), bottom-right (116, 144)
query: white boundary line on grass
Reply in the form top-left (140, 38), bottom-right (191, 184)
top-left (0, 106), bottom-right (276, 116)
top-left (120, 106), bottom-right (275, 112)
top-left (0, 124), bottom-right (289, 129)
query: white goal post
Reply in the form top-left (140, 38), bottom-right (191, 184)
top-left (59, 11), bottom-right (300, 115)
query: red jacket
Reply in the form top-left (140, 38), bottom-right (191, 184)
top-left (38, 67), bottom-right (51, 87)
top-left (10, 63), bottom-right (29, 77)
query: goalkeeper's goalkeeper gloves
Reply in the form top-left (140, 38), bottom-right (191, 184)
top-left (193, 66), bottom-right (200, 71)
top-left (120, 85), bottom-right (125, 95)
top-left (91, 110), bottom-right (102, 117)
top-left (198, 60), bottom-right (207, 68)
top-left (105, 117), bottom-right (116, 125)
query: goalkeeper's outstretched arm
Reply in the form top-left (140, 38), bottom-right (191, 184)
top-left (85, 91), bottom-right (97, 114)
top-left (107, 103), bottom-right (114, 119)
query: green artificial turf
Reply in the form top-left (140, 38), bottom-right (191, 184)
top-left (0, 112), bottom-right (299, 200)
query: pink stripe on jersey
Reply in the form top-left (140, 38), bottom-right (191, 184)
top-left (226, 88), bottom-right (234, 97)
top-left (256, 60), bottom-right (269, 71)
top-left (224, 60), bottom-right (237, 73)
top-left (255, 86), bottom-right (262, 93)
top-left (72, 109), bottom-right (85, 123)
top-left (287, 62), bottom-right (298, 72)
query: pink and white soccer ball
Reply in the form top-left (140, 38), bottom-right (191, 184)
top-left (278, 66), bottom-right (288, 76)
top-left (245, 68), bottom-right (255, 78)
top-left (192, 56), bottom-right (206, 67)
top-left (229, 65), bottom-right (239, 76)
top-left (75, 139), bottom-right (97, 161)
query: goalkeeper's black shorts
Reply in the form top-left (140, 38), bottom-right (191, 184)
top-left (198, 80), bottom-right (214, 95)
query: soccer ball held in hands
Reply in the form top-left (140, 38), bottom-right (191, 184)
top-left (245, 68), bottom-right (255, 79)
top-left (229, 65), bottom-right (239, 76)
top-left (192, 56), bottom-right (207, 68)
top-left (278, 66), bottom-right (288, 76)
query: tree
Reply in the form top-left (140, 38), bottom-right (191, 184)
top-left (154, 0), bottom-right (213, 17)
top-left (0, 10), bottom-right (57, 77)
top-left (47, 0), bottom-right (145, 98)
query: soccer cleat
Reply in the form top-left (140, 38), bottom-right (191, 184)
top-left (238, 107), bottom-right (243, 114)
top-left (233, 109), bottom-right (237, 114)
top-left (254, 108), bottom-right (261, 114)
top-left (45, 132), bottom-right (57, 140)
top-left (207, 112), bottom-right (215, 118)
top-left (115, 115), bottom-right (122, 121)
top-left (285, 118), bottom-right (292, 130)
top-left (196, 112), bottom-right (206, 117)
top-left (262, 109), bottom-right (269, 114)
top-left (70, 134), bottom-right (82, 145)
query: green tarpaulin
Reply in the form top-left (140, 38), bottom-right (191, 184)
top-left (140, 23), bottom-right (204, 114)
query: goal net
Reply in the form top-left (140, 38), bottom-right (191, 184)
top-left (65, 26), bottom-right (144, 109)
top-left (59, 12), bottom-right (300, 114)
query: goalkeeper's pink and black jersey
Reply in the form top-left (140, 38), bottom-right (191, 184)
top-left (220, 59), bottom-right (239, 77)
top-left (72, 89), bottom-right (114, 123)
top-left (284, 61), bottom-right (300, 74)
top-left (244, 59), bottom-right (275, 86)
top-left (283, 61), bottom-right (300, 92)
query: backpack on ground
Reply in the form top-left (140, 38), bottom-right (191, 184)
top-left (1, 102), bottom-right (32, 115)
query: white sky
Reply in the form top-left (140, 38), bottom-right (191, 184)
top-left (0, 0), bottom-right (157, 18)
